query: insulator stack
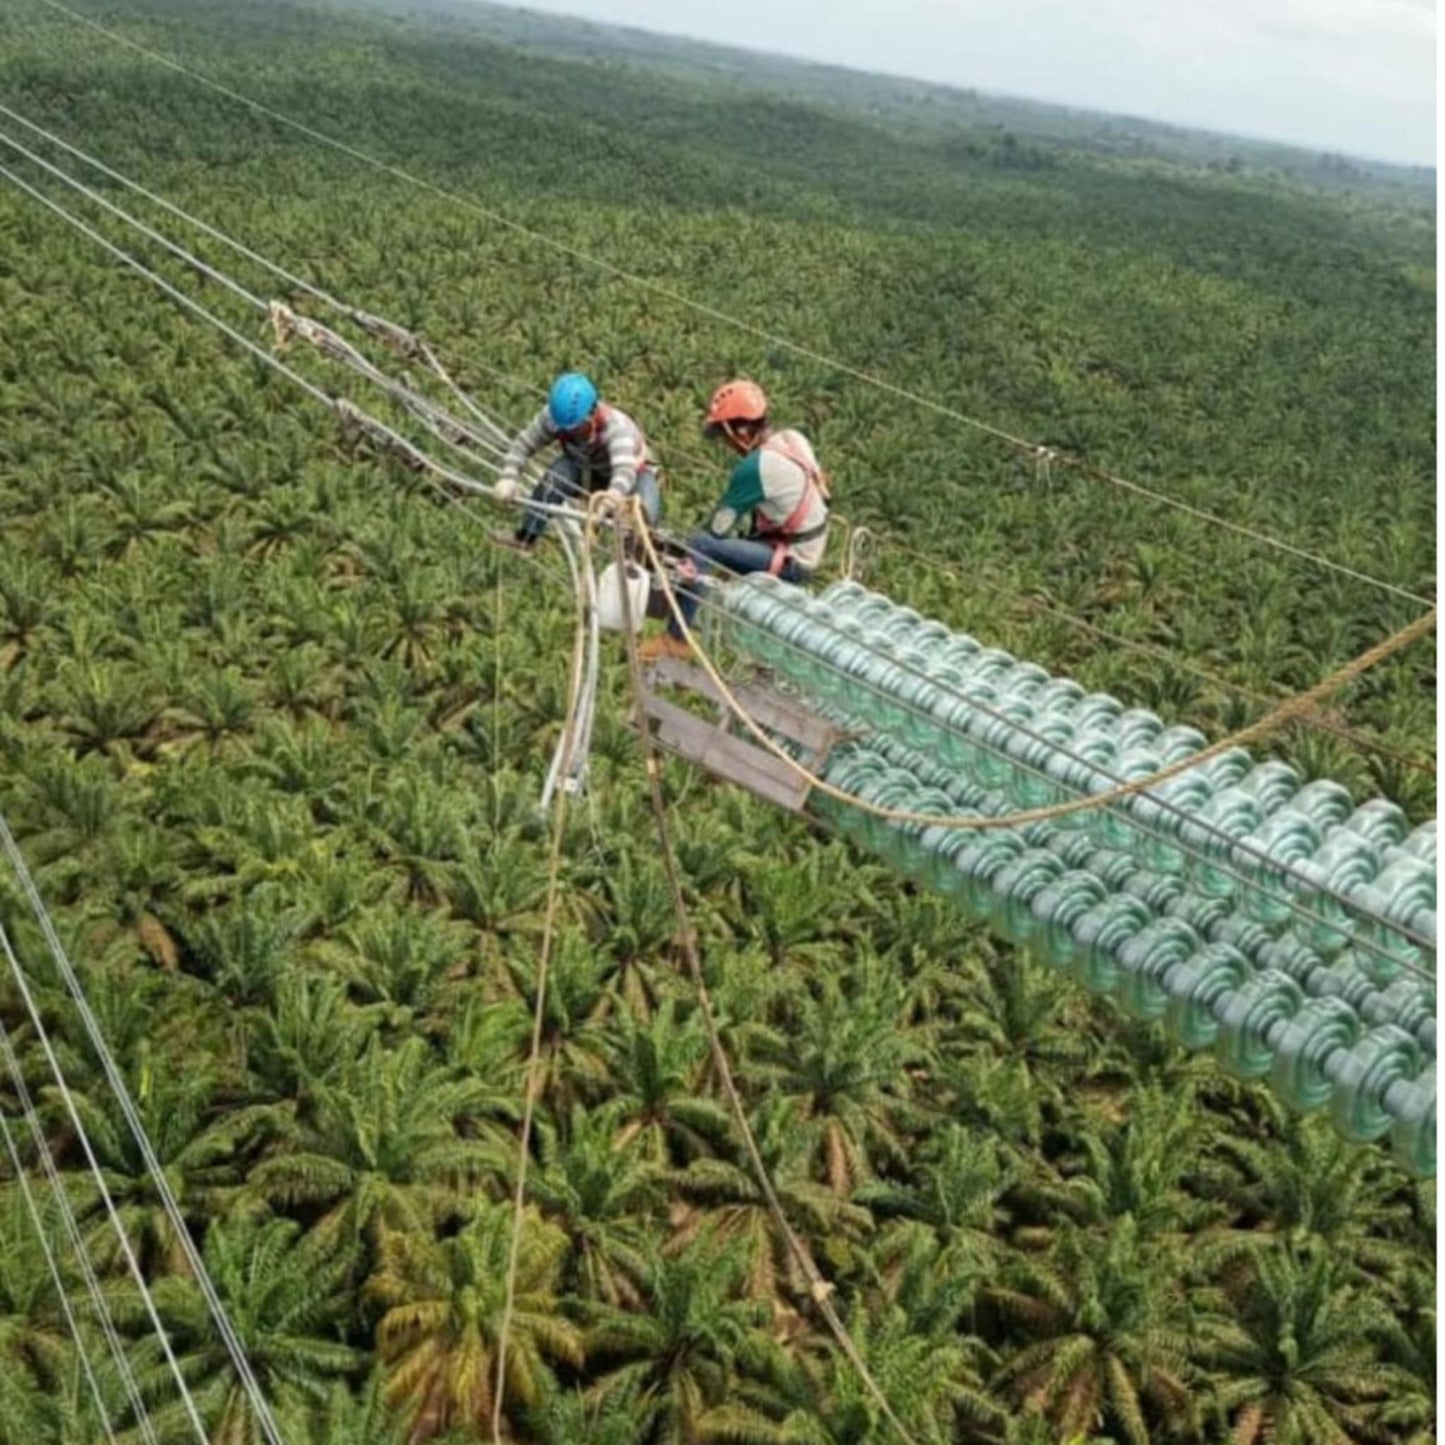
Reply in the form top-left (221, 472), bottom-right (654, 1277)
top-left (721, 576), bottom-right (1436, 1176)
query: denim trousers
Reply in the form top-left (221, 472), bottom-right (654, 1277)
top-left (668, 533), bottom-right (810, 639)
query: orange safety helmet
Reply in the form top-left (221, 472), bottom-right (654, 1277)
top-left (704, 379), bottom-right (769, 434)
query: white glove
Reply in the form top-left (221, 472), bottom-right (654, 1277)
top-left (494, 476), bottom-right (519, 503)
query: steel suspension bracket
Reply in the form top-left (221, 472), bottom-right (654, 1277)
top-left (634, 656), bottom-right (837, 811)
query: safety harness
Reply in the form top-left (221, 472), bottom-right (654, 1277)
top-left (752, 432), bottom-right (830, 575)
top-left (563, 403), bottom-right (656, 491)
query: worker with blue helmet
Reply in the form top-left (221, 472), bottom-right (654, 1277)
top-left (494, 372), bottom-right (662, 548)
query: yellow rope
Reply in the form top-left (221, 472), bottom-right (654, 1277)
top-left (633, 513), bottom-right (1436, 832)
top-left (878, 532), bottom-right (1437, 779)
top-left (611, 505), bottom-right (919, 1445)
top-left (1016, 595), bottom-right (1436, 779)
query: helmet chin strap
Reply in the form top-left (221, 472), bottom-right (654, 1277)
top-left (722, 419), bottom-right (763, 454)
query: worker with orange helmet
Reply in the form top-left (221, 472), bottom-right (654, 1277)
top-left (640, 379), bottom-right (830, 662)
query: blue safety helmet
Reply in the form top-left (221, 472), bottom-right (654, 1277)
top-left (547, 372), bottom-right (599, 432)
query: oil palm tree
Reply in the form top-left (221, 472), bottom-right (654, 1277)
top-left (1058, 1085), bottom-right (1226, 1243)
top-left (671, 1092), bottom-right (872, 1310)
top-left (602, 998), bottom-right (733, 1166)
top-left (0, 1184), bottom-right (71, 1418)
top-left (1199, 1115), bottom-right (1415, 1284)
top-left (274, 1371), bottom-right (408, 1445)
top-left (855, 1122), bottom-right (1012, 1314)
top-left (938, 941), bottom-right (1097, 1148)
top-left (498, 929), bottom-right (617, 1114)
top-left (132, 1213), bottom-right (362, 1445)
top-left (989, 1218), bottom-right (1199, 1445)
top-left (1197, 1244), bottom-right (1394, 1445)
top-left (248, 1036), bottom-right (507, 1246)
top-left (751, 963), bottom-right (933, 1194)
top-left (368, 1198), bottom-right (584, 1441)
top-left (586, 1234), bottom-right (788, 1445)
top-left (524, 1103), bottom-right (664, 1308)
top-left (1370, 1269), bottom-right (1435, 1445)
top-left (51, 1061), bottom-right (262, 1279)
top-left (779, 1283), bottom-right (1005, 1445)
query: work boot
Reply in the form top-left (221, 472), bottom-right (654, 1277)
top-left (638, 633), bottom-right (691, 664)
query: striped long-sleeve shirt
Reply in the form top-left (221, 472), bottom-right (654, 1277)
top-left (499, 402), bottom-right (651, 496)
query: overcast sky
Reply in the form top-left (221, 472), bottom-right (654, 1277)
top-left (507, 0), bottom-right (1436, 166)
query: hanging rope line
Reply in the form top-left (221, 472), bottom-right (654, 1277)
top-left (22, 0), bottom-right (1435, 609)
top-left (0, 819), bottom-right (286, 1445)
top-left (608, 508), bottom-right (919, 1445)
top-left (0, 1017), bottom-right (124, 1444)
top-left (490, 513), bottom-right (597, 1442)
top-left (0, 921), bottom-right (209, 1444)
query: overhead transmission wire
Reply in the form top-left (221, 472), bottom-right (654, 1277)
top-left (5, 155), bottom-right (1431, 983)
top-left (0, 815), bottom-right (287, 1445)
top-left (25, 0), bottom-right (1436, 611)
top-left (0, 160), bottom-right (332, 406)
top-left (10, 41), bottom-right (1432, 803)
top-left (0, 125), bottom-right (521, 494)
top-left (4, 156), bottom-right (1433, 983)
top-left (2, 81), bottom-right (1433, 1420)
top-left (0, 150), bottom-right (602, 1431)
top-left (7, 101), bottom-right (1428, 791)
top-left (0, 919), bottom-right (208, 1444)
top-left (0, 151), bottom-right (584, 677)
top-left (0, 158), bottom-right (577, 531)
top-left (0, 105), bottom-right (668, 495)
top-left (0, 1010), bottom-right (127, 1444)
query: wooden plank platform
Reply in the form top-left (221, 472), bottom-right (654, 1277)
top-left (636, 659), bottom-right (836, 812)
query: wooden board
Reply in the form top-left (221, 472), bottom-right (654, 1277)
top-left (636, 660), bottom-right (837, 812)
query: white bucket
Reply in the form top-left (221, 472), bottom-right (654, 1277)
top-left (596, 561), bottom-right (651, 634)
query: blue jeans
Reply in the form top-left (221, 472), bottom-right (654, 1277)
top-left (517, 456), bottom-right (662, 542)
top-left (668, 533), bottom-right (811, 639)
